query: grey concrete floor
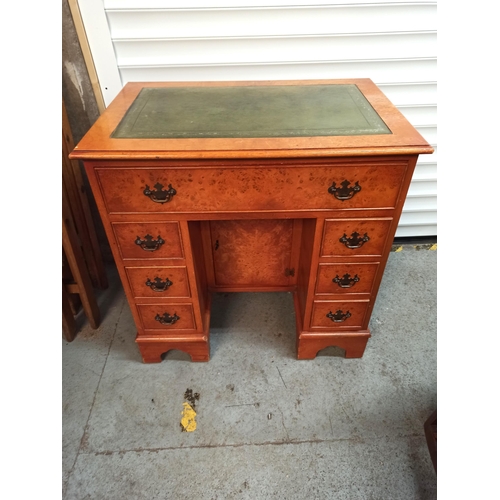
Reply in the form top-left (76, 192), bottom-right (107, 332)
top-left (62, 245), bottom-right (437, 500)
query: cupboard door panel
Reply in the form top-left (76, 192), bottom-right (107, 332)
top-left (210, 219), bottom-right (294, 287)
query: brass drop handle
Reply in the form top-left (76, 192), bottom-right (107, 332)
top-left (155, 312), bottom-right (180, 325)
top-left (339, 232), bottom-right (369, 249)
top-left (145, 277), bottom-right (173, 292)
top-left (135, 234), bottom-right (165, 252)
top-left (143, 182), bottom-right (177, 203)
top-left (333, 273), bottom-right (360, 288)
top-left (328, 180), bottom-right (361, 201)
top-left (326, 310), bottom-right (351, 323)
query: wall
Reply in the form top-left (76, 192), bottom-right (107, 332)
top-left (75, 0), bottom-right (437, 238)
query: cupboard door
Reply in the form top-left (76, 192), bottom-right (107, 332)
top-left (210, 219), bottom-right (294, 288)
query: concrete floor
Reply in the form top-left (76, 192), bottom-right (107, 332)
top-left (62, 245), bottom-right (437, 499)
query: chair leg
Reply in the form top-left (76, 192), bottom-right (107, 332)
top-left (62, 283), bottom-right (77, 342)
top-left (62, 188), bottom-right (100, 331)
top-left (424, 410), bottom-right (437, 472)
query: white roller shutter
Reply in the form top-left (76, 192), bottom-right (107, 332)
top-left (76, 0), bottom-right (437, 237)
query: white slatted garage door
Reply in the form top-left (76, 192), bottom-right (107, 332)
top-left (76, 0), bottom-right (437, 237)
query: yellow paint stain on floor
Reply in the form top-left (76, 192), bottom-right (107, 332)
top-left (394, 246), bottom-right (403, 252)
top-left (180, 402), bottom-right (197, 432)
top-left (430, 243), bottom-right (437, 250)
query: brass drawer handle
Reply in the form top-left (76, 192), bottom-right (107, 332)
top-left (145, 277), bottom-right (173, 292)
top-left (135, 234), bottom-right (165, 252)
top-left (155, 312), bottom-right (180, 325)
top-left (143, 182), bottom-right (177, 203)
top-left (326, 310), bottom-right (351, 323)
top-left (333, 273), bottom-right (360, 288)
top-left (339, 231), bottom-right (370, 249)
top-left (328, 180), bottom-right (361, 201)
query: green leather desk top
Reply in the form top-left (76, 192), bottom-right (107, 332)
top-left (111, 84), bottom-right (391, 139)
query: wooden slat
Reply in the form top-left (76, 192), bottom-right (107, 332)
top-left (62, 283), bottom-right (77, 342)
top-left (62, 185), bottom-right (101, 331)
top-left (62, 100), bottom-right (108, 290)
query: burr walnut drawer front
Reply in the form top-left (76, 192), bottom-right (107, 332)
top-left (321, 218), bottom-right (393, 257)
top-left (136, 303), bottom-right (196, 331)
top-left (310, 300), bottom-right (370, 329)
top-left (125, 266), bottom-right (191, 298)
top-left (95, 163), bottom-right (406, 213)
top-left (111, 222), bottom-right (184, 260)
top-left (315, 262), bottom-right (379, 295)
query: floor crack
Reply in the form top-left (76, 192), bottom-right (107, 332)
top-left (278, 408), bottom-right (290, 442)
top-left (276, 366), bottom-right (288, 389)
top-left (79, 433), bottom-right (425, 457)
top-left (328, 414), bottom-right (334, 436)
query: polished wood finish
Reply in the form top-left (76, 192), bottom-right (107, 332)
top-left (95, 161), bottom-right (406, 213)
top-left (125, 266), bottom-right (191, 299)
top-left (112, 222), bottom-right (184, 260)
top-left (210, 219), bottom-right (294, 288)
top-left (70, 79), bottom-right (433, 362)
top-left (136, 336), bottom-right (210, 363)
top-left (321, 218), bottom-right (393, 257)
top-left (70, 80), bottom-right (433, 159)
top-left (137, 303), bottom-right (196, 331)
top-left (310, 300), bottom-right (370, 329)
top-left (315, 262), bottom-right (379, 296)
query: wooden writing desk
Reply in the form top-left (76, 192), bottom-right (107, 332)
top-left (70, 79), bottom-right (433, 363)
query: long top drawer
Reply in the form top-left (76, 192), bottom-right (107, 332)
top-left (95, 162), bottom-right (408, 214)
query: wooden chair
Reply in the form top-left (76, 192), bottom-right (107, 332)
top-left (62, 100), bottom-right (107, 341)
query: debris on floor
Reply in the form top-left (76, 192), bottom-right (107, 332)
top-left (180, 402), bottom-right (197, 432)
top-left (181, 389), bottom-right (200, 432)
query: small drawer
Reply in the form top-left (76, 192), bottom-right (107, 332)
top-left (321, 218), bottom-right (392, 257)
top-left (310, 300), bottom-right (369, 329)
top-left (126, 266), bottom-right (191, 298)
top-left (316, 263), bottom-right (379, 295)
top-left (112, 222), bottom-right (184, 260)
top-left (95, 162), bottom-right (406, 213)
top-left (137, 303), bottom-right (196, 330)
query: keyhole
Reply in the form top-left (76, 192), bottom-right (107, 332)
top-left (214, 240), bottom-right (219, 250)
